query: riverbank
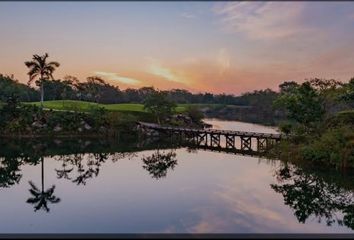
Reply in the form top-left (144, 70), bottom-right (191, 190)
top-left (24, 100), bottom-right (283, 126)
top-left (0, 102), bottom-right (150, 138)
top-left (268, 111), bottom-right (354, 170)
top-left (0, 100), bottom-right (207, 138)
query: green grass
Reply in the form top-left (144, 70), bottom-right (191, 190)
top-left (23, 100), bottom-right (221, 113)
top-left (24, 100), bottom-right (145, 112)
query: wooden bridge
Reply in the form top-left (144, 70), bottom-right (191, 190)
top-left (137, 122), bottom-right (282, 153)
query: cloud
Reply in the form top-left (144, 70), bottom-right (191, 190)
top-left (94, 71), bottom-right (141, 85)
top-left (146, 59), bottom-right (188, 84)
top-left (214, 2), bottom-right (309, 40)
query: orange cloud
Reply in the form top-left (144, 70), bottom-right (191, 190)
top-left (94, 71), bottom-right (141, 86)
top-left (145, 59), bottom-right (189, 85)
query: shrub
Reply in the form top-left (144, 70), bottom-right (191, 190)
top-left (301, 126), bottom-right (354, 169)
top-left (185, 106), bottom-right (204, 124)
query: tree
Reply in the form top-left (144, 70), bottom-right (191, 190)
top-left (25, 53), bottom-right (60, 108)
top-left (0, 74), bottom-right (38, 102)
top-left (308, 78), bottom-right (343, 92)
top-left (185, 105), bottom-right (204, 124)
top-left (279, 81), bottom-right (299, 94)
top-left (143, 91), bottom-right (176, 124)
top-left (274, 82), bottom-right (325, 131)
top-left (86, 76), bottom-right (106, 103)
top-left (341, 78), bottom-right (354, 106)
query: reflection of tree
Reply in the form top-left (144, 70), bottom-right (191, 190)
top-left (55, 153), bottom-right (110, 186)
top-left (26, 157), bottom-right (60, 212)
top-left (111, 152), bottom-right (137, 162)
top-left (271, 164), bottom-right (354, 229)
top-left (0, 157), bottom-right (22, 188)
top-left (142, 150), bottom-right (177, 179)
top-left (55, 156), bottom-right (73, 180)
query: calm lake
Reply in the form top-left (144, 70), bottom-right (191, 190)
top-left (0, 119), bottom-right (353, 234)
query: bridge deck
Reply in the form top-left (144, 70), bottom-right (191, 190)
top-left (137, 121), bottom-right (281, 139)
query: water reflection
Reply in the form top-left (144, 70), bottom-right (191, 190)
top-left (0, 155), bottom-right (22, 188)
top-left (26, 157), bottom-right (61, 212)
top-left (272, 164), bottom-right (354, 230)
top-left (0, 136), bottom-right (353, 233)
top-left (142, 149), bottom-right (177, 179)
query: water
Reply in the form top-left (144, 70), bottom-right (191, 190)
top-left (0, 119), bottom-right (353, 234)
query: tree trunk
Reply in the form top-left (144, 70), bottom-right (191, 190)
top-left (41, 157), bottom-right (44, 192)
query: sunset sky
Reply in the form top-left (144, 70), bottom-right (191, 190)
top-left (1, 1), bottom-right (354, 94)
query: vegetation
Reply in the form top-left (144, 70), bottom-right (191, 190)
top-left (0, 97), bottom-right (154, 137)
top-left (272, 78), bottom-right (354, 170)
top-left (143, 91), bottom-right (177, 124)
top-left (0, 74), bottom-right (38, 102)
top-left (25, 53), bottom-right (60, 108)
top-left (184, 105), bottom-right (204, 125)
top-left (23, 100), bottom-right (215, 117)
top-left (271, 163), bottom-right (354, 230)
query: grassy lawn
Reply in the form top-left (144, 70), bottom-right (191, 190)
top-left (23, 100), bottom-right (220, 113)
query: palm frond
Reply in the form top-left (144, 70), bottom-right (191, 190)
top-left (27, 67), bottom-right (40, 77)
top-left (24, 61), bottom-right (38, 68)
top-left (27, 74), bottom-right (39, 85)
top-left (48, 61), bottom-right (60, 68)
top-left (28, 181), bottom-right (39, 192)
top-left (29, 189), bottom-right (41, 197)
top-left (48, 196), bottom-right (61, 203)
top-left (26, 197), bottom-right (40, 204)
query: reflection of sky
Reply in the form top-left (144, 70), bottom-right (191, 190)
top-left (0, 149), bottom-right (353, 233)
top-left (204, 118), bottom-right (279, 134)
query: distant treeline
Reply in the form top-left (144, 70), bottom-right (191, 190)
top-left (0, 74), bottom-right (278, 106)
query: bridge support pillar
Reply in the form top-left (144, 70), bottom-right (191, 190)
top-left (241, 136), bottom-right (252, 151)
top-left (257, 138), bottom-right (267, 152)
top-left (197, 133), bottom-right (208, 146)
top-left (210, 133), bottom-right (221, 147)
top-left (225, 135), bottom-right (235, 149)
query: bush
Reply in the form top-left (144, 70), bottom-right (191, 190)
top-left (185, 106), bottom-right (204, 124)
top-left (301, 126), bottom-right (354, 169)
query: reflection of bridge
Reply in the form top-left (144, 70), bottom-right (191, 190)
top-left (137, 121), bottom-right (282, 153)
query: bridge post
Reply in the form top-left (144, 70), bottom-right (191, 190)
top-left (241, 136), bottom-right (252, 151)
top-left (257, 138), bottom-right (267, 152)
top-left (197, 132), bottom-right (208, 146)
top-left (210, 133), bottom-right (221, 147)
top-left (225, 135), bottom-right (235, 149)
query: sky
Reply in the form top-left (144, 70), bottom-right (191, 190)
top-left (1, 1), bottom-right (354, 94)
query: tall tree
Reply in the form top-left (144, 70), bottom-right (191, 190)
top-left (274, 82), bottom-right (325, 132)
top-left (25, 53), bottom-right (60, 108)
top-left (143, 91), bottom-right (176, 124)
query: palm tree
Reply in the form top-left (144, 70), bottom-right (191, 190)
top-left (26, 157), bottom-right (60, 212)
top-left (25, 53), bottom-right (60, 108)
